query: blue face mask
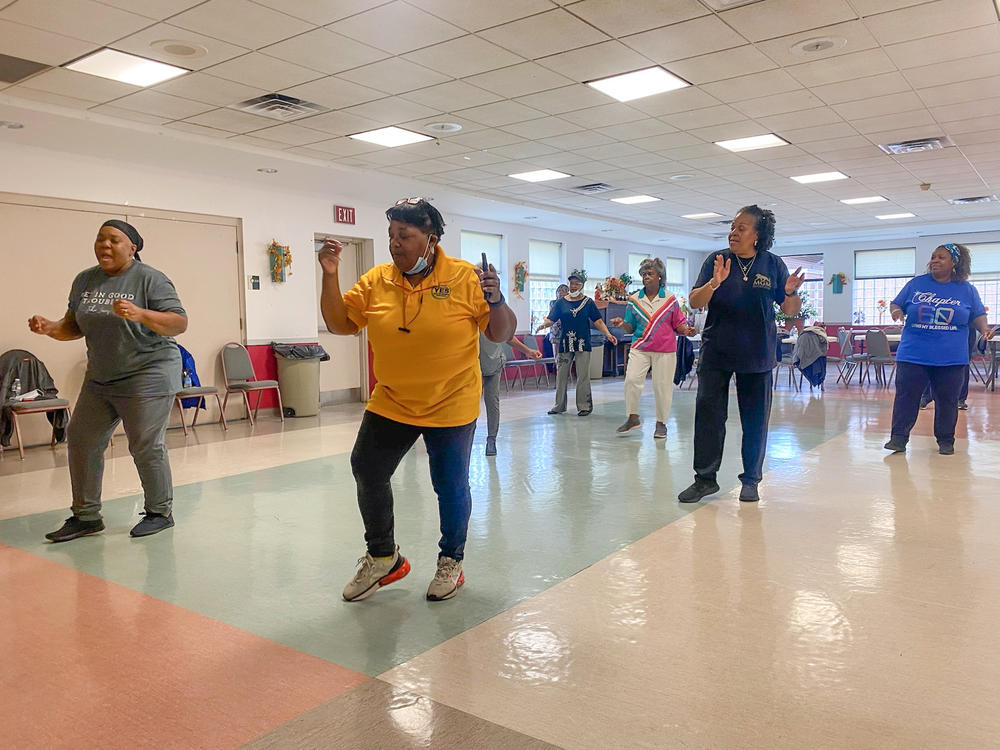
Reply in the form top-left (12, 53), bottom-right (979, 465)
top-left (405, 237), bottom-right (435, 275)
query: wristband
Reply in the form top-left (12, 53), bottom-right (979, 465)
top-left (488, 292), bottom-right (506, 307)
top-left (708, 280), bottom-right (720, 291)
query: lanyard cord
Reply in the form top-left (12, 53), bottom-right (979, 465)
top-left (399, 293), bottom-right (423, 333)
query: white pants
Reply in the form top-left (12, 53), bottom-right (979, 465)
top-left (624, 349), bottom-right (676, 423)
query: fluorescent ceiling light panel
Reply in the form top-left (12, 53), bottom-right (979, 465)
top-left (508, 169), bottom-right (571, 182)
top-left (682, 212), bottom-right (723, 219)
top-left (348, 126), bottom-right (432, 147)
top-left (791, 171), bottom-right (848, 184)
top-left (611, 195), bottom-right (660, 204)
top-left (64, 48), bottom-right (188, 86)
top-left (586, 66), bottom-right (689, 102)
top-left (715, 133), bottom-right (788, 152)
top-left (876, 213), bottom-right (915, 220)
top-left (840, 196), bottom-right (887, 205)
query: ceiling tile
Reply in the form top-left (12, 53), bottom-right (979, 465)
top-left (565, 0), bottom-right (708, 37)
top-left (455, 99), bottom-right (546, 126)
top-left (251, 0), bottom-right (391, 25)
top-left (97, 1), bottom-right (205, 18)
top-left (479, 9), bottom-right (609, 59)
top-left (184, 107), bottom-right (277, 133)
top-left (280, 76), bottom-right (386, 109)
top-left (690, 121), bottom-right (781, 143)
top-left (811, 72), bottom-right (913, 105)
top-left (660, 104), bottom-right (746, 130)
top-left (402, 35), bottom-right (524, 78)
top-left (240, 122), bottom-right (330, 145)
top-left (153, 72), bottom-right (267, 106)
top-left (733, 90), bottom-right (825, 118)
top-left (299, 134), bottom-right (383, 154)
top-left (755, 20), bottom-right (879, 67)
top-left (3, 85), bottom-right (98, 107)
top-left (929, 97), bottom-right (1000, 121)
top-left (560, 102), bottom-right (648, 128)
top-left (17, 67), bottom-right (138, 102)
top-left (918, 76), bottom-right (1000, 108)
top-left (0, 19), bottom-right (94, 66)
top-left (100, 89), bottom-right (213, 119)
top-left (628, 131), bottom-right (703, 152)
top-left (170, 0), bottom-right (314, 49)
top-left (701, 69), bottom-right (803, 102)
top-left (787, 48), bottom-right (897, 87)
top-left (404, 0), bottom-right (556, 33)
top-left (259, 28), bottom-right (388, 75)
top-left (226, 133), bottom-right (294, 149)
top-left (342, 97), bottom-right (441, 125)
top-left (336, 57), bottom-right (450, 94)
top-left (884, 24), bottom-right (1000, 69)
top-left (464, 62), bottom-right (574, 98)
top-left (0, 0), bottom-right (152, 45)
top-left (902, 52), bottom-right (1000, 89)
top-left (535, 40), bottom-right (654, 83)
top-left (395, 115), bottom-right (490, 137)
top-left (851, 108), bottom-right (936, 134)
top-left (489, 141), bottom-right (559, 159)
top-left (87, 104), bottom-right (170, 124)
top-left (624, 16), bottom-right (747, 63)
top-left (781, 123), bottom-right (860, 144)
top-left (849, 0), bottom-right (935, 13)
top-left (832, 91), bottom-right (925, 120)
top-left (939, 114), bottom-right (1000, 135)
top-left (163, 120), bottom-right (231, 137)
top-left (863, 0), bottom-right (997, 46)
top-left (327, 1), bottom-right (464, 54)
top-left (499, 116), bottom-right (583, 139)
top-left (446, 129), bottom-right (525, 149)
top-left (204, 53), bottom-right (322, 91)
top-left (594, 117), bottom-right (676, 141)
top-left (400, 79), bottom-right (500, 110)
top-left (628, 87), bottom-right (722, 116)
top-left (539, 130), bottom-right (616, 149)
top-left (113, 23), bottom-right (250, 71)
top-left (720, 0), bottom-right (857, 42)
top-left (514, 84), bottom-right (611, 115)
top-left (667, 45), bottom-right (777, 85)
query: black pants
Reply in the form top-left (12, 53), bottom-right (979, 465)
top-left (892, 362), bottom-right (966, 447)
top-left (693, 367), bottom-right (773, 486)
top-left (921, 365), bottom-right (970, 403)
top-left (350, 411), bottom-right (476, 560)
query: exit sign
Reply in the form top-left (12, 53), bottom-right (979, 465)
top-left (334, 205), bottom-right (356, 224)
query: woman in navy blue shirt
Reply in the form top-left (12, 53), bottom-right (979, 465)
top-left (885, 243), bottom-right (993, 455)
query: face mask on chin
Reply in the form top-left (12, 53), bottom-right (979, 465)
top-left (565, 288), bottom-right (583, 299)
top-left (404, 237), bottom-right (435, 275)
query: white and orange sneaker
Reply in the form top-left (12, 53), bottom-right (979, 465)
top-left (342, 546), bottom-right (410, 602)
top-left (426, 556), bottom-right (464, 601)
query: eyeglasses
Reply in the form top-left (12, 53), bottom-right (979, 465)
top-left (394, 197), bottom-right (425, 206)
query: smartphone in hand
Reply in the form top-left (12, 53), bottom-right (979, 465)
top-left (481, 252), bottom-right (488, 272)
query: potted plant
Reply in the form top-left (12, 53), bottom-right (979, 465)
top-left (774, 290), bottom-right (818, 332)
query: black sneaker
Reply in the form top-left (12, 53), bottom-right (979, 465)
top-left (883, 438), bottom-right (907, 453)
top-left (958, 400), bottom-right (968, 411)
top-left (130, 513), bottom-right (174, 537)
top-left (485, 437), bottom-right (497, 456)
top-left (578, 409), bottom-right (592, 416)
top-left (938, 443), bottom-right (955, 455)
top-left (739, 483), bottom-right (760, 502)
top-left (45, 516), bottom-right (105, 543)
top-left (547, 408), bottom-right (564, 415)
top-left (678, 479), bottom-right (720, 503)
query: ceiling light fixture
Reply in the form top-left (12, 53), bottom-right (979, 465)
top-left (669, 173), bottom-right (695, 181)
top-left (257, 168), bottom-right (278, 174)
top-left (424, 122), bottom-right (462, 133)
top-left (0, 120), bottom-right (24, 129)
top-left (790, 36), bottom-right (846, 56)
top-left (682, 212), bottom-right (723, 219)
top-left (876, 213), bottom-right (915, 220)
top-left (64, 48), bottom-right (188, 86)
top-left (611, 195), bottom-right (660, 204)
top-left (348, 126), bottom-right (432, 147)
top-left (149, 39), bottom-right (207, 59)
top-left (715, 133), bottom-right (788, 152)
top-left (586, 66), bottom-right (689, 102)
top-left (508, 169), bottom-right (571, 182)
top-left (840, 196), bottom-right (887, 205)
top-left (791, 171), bottom-right (848, 184)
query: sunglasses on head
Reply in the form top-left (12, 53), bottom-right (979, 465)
top-left (394, 197), bottom-right (425, 206)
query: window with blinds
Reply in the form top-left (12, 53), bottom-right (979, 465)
top-left (583, 247), bottom-right (610, 296)
top-left (459, 230), bottom-right (502, 268)
top-left (853, 248), bottom-right (914, 325)
top-left (854, 248), bottom-right (915, 278)
top-left (967, 242), bottom-right (1000, 320)
top-left (529, 240), bottom-right (564, 331)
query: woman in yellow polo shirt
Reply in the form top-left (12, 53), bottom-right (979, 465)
top-left (319, 198), bottom-right (516, 602)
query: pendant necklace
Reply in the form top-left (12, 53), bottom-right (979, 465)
top-left (734, 253), bottom-right (755, 282)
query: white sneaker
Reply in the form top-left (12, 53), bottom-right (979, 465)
top-left (426, 556), bottom-right (464, 601)
top-left (342, 546), bottom-right (410, 602)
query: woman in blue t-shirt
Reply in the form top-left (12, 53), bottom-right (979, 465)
top-left (885, 243), bottom-right (994, 455)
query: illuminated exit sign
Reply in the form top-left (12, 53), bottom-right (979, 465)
top-left (334, 205), bottom-right (356, 224)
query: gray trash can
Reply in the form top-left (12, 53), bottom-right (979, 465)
top-left (589, 330), bottom-right (606, 380)
top-left (271, 343), bottom-right (329, 418)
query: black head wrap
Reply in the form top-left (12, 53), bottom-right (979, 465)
top-left (101, 220), bottom-right (143, 260)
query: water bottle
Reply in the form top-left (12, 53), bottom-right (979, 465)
top-left (182, 369), bottom-right (193, 389)
top-left (10, 378), bottom-right (21, 400)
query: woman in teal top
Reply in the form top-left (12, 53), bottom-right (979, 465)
top-left (885, 243), bottom-right (993, 455)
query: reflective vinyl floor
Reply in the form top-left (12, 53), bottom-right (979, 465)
top-left (2, 377), bottom-right (999, 749)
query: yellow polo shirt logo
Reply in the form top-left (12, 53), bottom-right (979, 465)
top-left (431, 285), bottom-right (451, 299)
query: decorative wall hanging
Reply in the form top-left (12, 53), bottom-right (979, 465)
top-left (513, 260), bottom-right (527, 298)
top-left (827, 272), bottom-right (848, 295)
top-left (267, 239), bottom-right (292, 283)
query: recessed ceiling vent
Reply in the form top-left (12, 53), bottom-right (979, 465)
top-left (571, 182), bottom-right (616, 194)
top-left (878, 136), bottom-right (954, 155)
top-left (231, 93), bottom-right (329, 122)
top-left (947, 195), bottom-right (998, 204)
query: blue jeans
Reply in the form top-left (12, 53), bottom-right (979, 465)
top-left (351, 411), bottom-right (476, 560)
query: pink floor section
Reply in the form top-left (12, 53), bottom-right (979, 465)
top-left (0, 543), bottom-right (368, 750)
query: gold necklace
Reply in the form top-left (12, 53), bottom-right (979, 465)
top-left (734, 252), bottom-right (755, 281)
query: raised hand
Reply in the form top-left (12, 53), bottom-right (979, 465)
top-left (785, 266), bottom-right (806, 295)
top-left (28, 315), bottom-right (56, 335)
top-left (318, 239), bottom-right (343, 275)
top-left (475, 263), bottom-right (503, 304)
top-left (712, 255), bottom-right (731, 287)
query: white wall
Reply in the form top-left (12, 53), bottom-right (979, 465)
top-left (775, 229), bottom-right (1000, 324)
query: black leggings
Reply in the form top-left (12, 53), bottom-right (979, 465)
top-left (891, 362), bottom-right (966, 446)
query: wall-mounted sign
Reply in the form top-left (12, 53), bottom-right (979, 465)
top-left (334, 205), bottom-right (356, 225)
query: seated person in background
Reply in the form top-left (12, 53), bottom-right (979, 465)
top-left (479, 332), bottom-right (541, 456)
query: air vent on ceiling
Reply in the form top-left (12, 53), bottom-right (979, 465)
top-left (877, 136), bottom-right (954, 155)
top-left (571, 182), bottom-right (616, 194)
top-left (947, 195), bottom-right (998, 205)
top-left (231, 93), bottom-right (329, 122)
top-left (0, 53), bottom-right (48, 84)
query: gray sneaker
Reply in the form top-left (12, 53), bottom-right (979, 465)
top-left (426, 556), bottom-right (464, 601)
top-left (343, 546), bottom-right (410, 602)
top-left (130, 513), bottom-right (174, 537)
top-left (616, 417), bottom-right (641, 434)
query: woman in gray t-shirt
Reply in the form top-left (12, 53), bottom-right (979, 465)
top-left (28, 220), bottom-right (188, 542)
